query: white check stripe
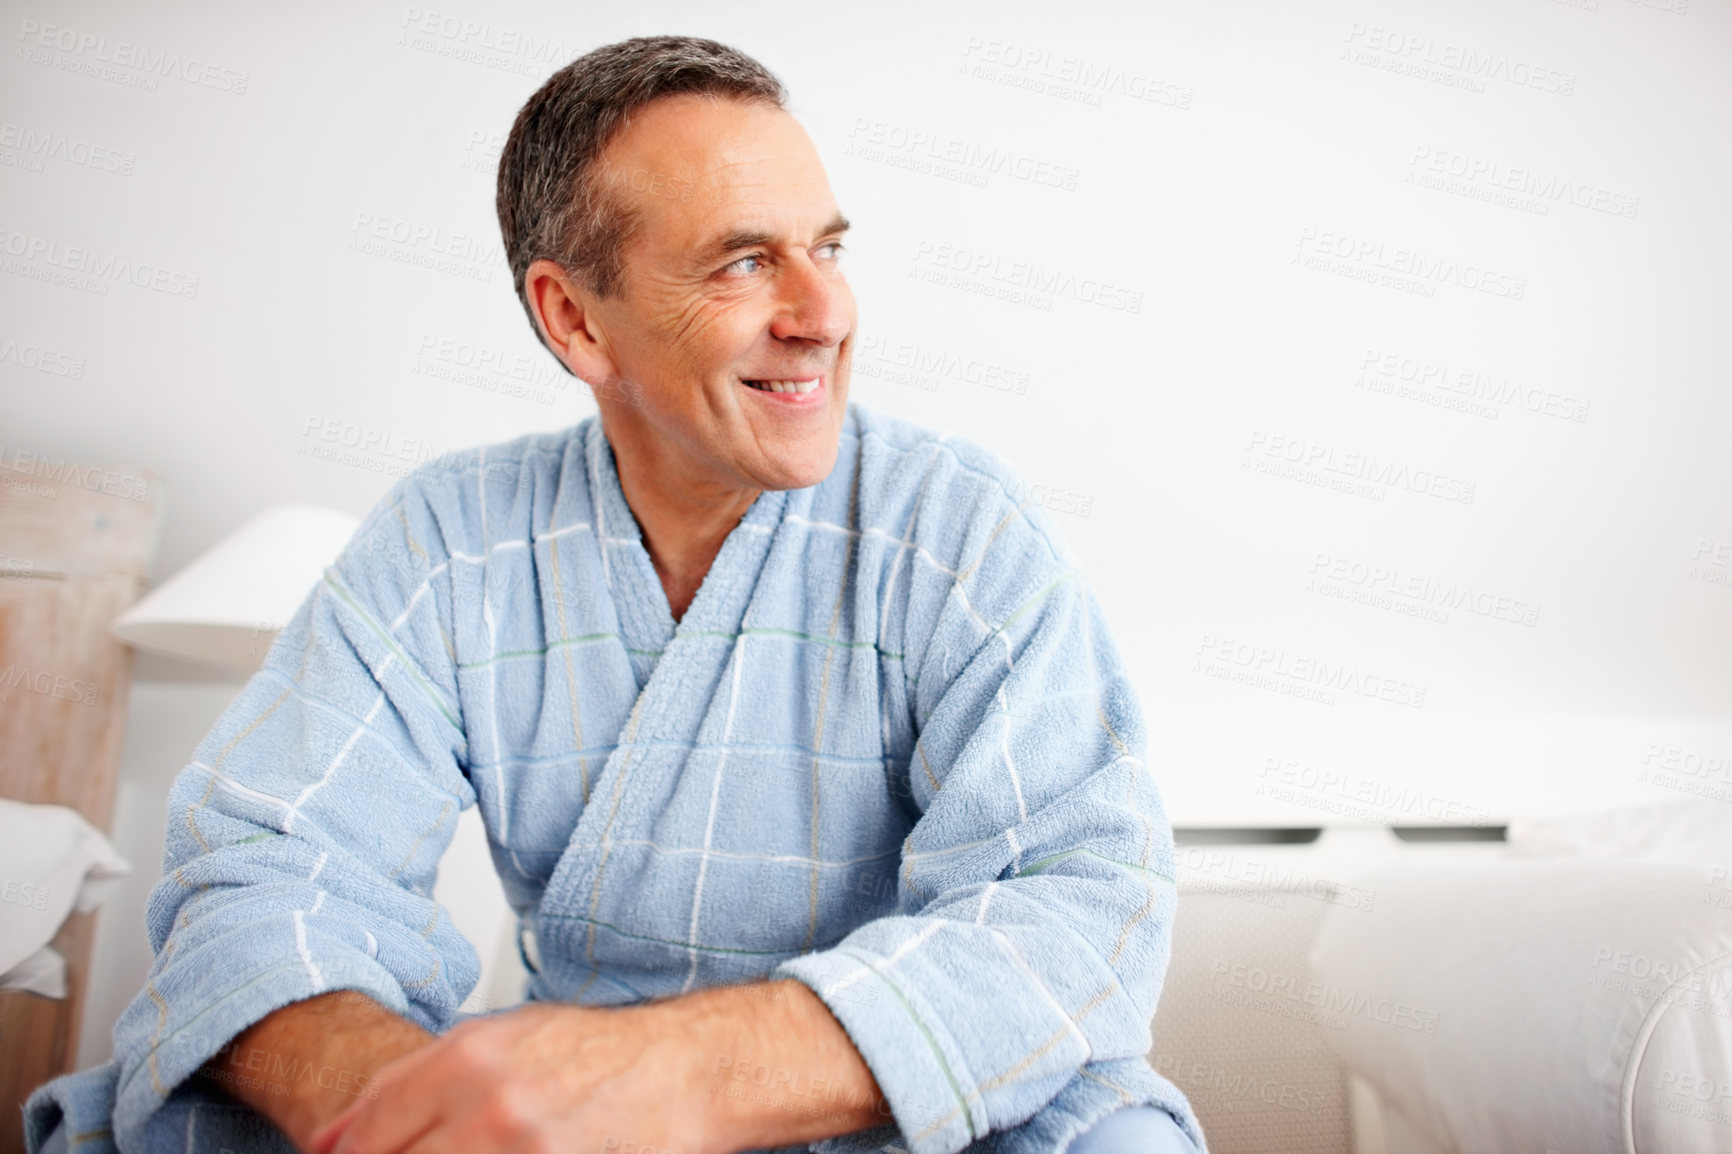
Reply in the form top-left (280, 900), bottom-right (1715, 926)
top-left (975, 882), bottom-right (997, 924)
top-left (997, 686), bottom-right (1028, 824)
top-left (821, 918), bottom-right (948, 998)
top-left (450, 539), bottom-right (527, 563)
top-left (587, 433), bottom-right (614, 590)
top-left (988, 927), bottom-right (1089, 1052)
top-left (187, 762), bottom-right (292, 813)
top-left (284, 685), bottom-right (390, 833)
top-left (477, 446), bottom-right (510, 845)
top-left (681, 631), bottom-right (748, 993)
top-left (293, 909), bottom-right (325, 992)
top-left (384, 523), bottom-right (594, 635)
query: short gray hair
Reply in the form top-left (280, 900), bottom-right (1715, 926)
top-left (496, 36), bottom-right (786, 341)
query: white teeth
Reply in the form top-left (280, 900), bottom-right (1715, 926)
top-left (747, 378), bottom-right (820, 395)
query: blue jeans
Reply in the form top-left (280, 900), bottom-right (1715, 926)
top-left (1066, 1105), bottom-right (1198, 1154)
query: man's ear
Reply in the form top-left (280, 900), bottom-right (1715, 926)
top-left (525, 258), bottom-right (616, 385)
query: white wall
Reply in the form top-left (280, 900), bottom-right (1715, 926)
top-left (6, 2), bottom-right (1729, 829)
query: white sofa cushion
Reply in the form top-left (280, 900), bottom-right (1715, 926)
top-left (1309, 857), bottom-right (1732, 1153)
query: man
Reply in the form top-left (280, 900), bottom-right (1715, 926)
top-left (27, 36), bottom-right (1202, 1154)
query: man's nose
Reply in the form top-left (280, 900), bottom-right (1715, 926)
top-left (769, 256), bottom-right (853, 348)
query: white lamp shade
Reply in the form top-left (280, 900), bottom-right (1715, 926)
top-left (113, 504), bottom-right (360, 671)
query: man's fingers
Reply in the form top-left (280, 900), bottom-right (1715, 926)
top-left (312, 1042), bottom-right (424, 1154)
top-left (308, 1105), bottom-right (358, 1154)
top-left (397, 1113), bottom-right (519, 1154)
top-left (328, 1067), bottom-right (447, 1154)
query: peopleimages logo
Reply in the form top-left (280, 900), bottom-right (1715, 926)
top-left (1408, 146), bottom-right (1639, 219)
top-left (348, 211), bottom-right (504, 283)
top-left (854, 335), bottom-right (1030, 396)
top-left (0, 445), bottom-right (150, 501)
top-left (1206, 960), bottom-right (1442, 1033)
top-left (1257, 758), bottom-right (1493, 826)
top-left (0, 336), bottom-right (85, 378)
top-left (15, 18), bottom-right (250, 94)
top-left (1154, 1055), bottom-right (1327, 1116)
top-left (299, 416), bottom-right (448, 479)
top-left (0, 879), bottom-right (50, 911)
top-left (1343, 22), bottom-right (1576, 96)
top-left (1356, 348), bottom-right (1590, 424)
top-left (0, 122), bottom-right (135, 175)
top-left (416, 332), bottom-right (565, 378)
top-left (0, 664), bottom-right (101, 707)
top-left (1244, 430), bottom-right (1477, 505)
top-left (846, 118), bottom-right (1081, 191)
top-left (0, 226), bottom-right (200, 298)
top-left (1179, 846), bottom-right (1377, 912)
top-left (957, 36), bottom-right (1194, 110)
top-left (396, 7), bottom-right (579, 77)
top-left (1193, 632), bottom-right (1428, 709)
top-left (1295, 227), bottom-right (1525, 301)
top-left (398, 7), bottom-right (576, 61)
top-left (1307, 552), bottom-right (1540, 627)
top-left (910, 239), bottom-right (1143, 313)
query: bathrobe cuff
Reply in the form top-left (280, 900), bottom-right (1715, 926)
top-left (24, 1061), bottom-right (119, 1154)
top-left (774, 948), bottom-right (981, 1154)
top-left (109, 913), bottom-right (423, 1147)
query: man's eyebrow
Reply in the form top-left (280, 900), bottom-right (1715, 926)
top-left (696, 214), bottom-right (852, 266)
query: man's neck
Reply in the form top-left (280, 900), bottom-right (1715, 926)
top-left (607, 424), bottom-right (759, 623)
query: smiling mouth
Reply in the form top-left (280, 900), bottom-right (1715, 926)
top-left (742, 377), bottom-right (822, 395)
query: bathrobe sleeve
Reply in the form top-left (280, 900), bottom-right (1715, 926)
top-left (107, 472), bottom-right (481, 1147)
top-left (773, 489), bottom-right (1181, 1154)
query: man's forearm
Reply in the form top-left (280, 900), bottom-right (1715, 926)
top-left (685, 979), bottom-right (889, 1150)
top-left (201, 980), bottom-right (884, 1154)
top-left (199, 991), bottom-right (432, 1151)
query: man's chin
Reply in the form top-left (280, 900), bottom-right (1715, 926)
top-left (745, 435), bottom-right (843, 493)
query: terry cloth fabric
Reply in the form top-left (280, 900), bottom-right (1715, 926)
top-left (25, 405), bottom-right (1202, 1154)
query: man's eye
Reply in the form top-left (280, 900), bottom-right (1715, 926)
top-left (817, 242), bottom-right (845, 260)
top-left (725, 254), bottom-right (764, 275)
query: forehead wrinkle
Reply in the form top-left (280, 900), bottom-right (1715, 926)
top-left (615, 138), bottom-right (840, 267)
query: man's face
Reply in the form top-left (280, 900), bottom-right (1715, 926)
top-left (578, 94), bottom-right (856, 493)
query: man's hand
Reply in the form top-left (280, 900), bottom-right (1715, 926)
top-left (310, 1000), bottom-right (706, 1154)
top-left (309, 980), bottom-right (886, 1154)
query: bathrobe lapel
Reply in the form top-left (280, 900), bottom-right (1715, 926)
top-left (534, 421), bottom-right (789, 998)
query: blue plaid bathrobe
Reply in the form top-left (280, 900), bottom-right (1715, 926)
top-left (26, 405), bottom-right (1202, 1154)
